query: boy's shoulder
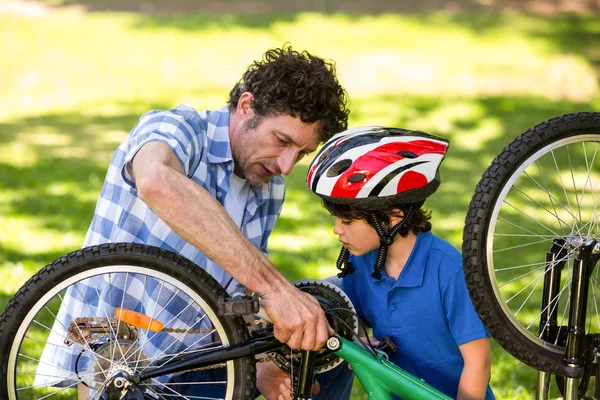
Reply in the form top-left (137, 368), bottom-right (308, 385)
top-left (425, 232), bottom-right (463, 275)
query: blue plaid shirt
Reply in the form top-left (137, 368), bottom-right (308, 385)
top-left (36, 105), bottom-right (285, 388)
top-left (85, 104), bottom-right (285, 291)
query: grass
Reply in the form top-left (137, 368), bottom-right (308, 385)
top-left (1, 5), bottom-right (600, 399)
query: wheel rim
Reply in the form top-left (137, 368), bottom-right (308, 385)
top-left (7, 265), bottom-right (237, 399)
top-left (486, 133), bottom-right (600, 354)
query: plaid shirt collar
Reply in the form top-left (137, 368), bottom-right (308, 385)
top-left (207, 106), bottom-right (272, 203)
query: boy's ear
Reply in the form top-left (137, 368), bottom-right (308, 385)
top-left (389, 209), bottom-right (405, 226)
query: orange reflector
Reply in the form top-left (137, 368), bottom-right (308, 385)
top-left (115, 308), bottom-right (164, 332)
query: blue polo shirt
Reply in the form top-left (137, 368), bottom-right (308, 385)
top-left (342, 231), bottom-right (495, 399)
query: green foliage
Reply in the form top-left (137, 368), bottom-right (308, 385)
top-left (1, 7), bottom-right (599, 399)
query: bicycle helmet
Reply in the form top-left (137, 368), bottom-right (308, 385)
top-left (307, 126), bottom-right (449, 279)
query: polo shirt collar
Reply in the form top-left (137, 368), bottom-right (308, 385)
top-left (395, 231), bottom-right (432, 287)
top-left (371, 231), bottom-right (432, 288)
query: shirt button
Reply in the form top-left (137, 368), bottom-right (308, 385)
top-left (217, 191), bottom-right (223, 198)
top-left (390, 304), bottom-right (397, 312)
top-left (227, 165), bottom-right (232, 171)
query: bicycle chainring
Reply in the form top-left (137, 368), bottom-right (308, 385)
top-left (270, 280), bottom-right (358, 374)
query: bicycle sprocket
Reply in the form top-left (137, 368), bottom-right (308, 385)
top-left (269, 279), bottom-right (358, 374)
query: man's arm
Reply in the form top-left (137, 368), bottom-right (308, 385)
top-left (131, 141), bottom-right (332, 350)
top-left (457, 338), bottom-right (491, 400)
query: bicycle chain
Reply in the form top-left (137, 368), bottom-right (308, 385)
top-left (72, 317), bottom-right (215, 334)
top-left (69, 317), bottom-right (284, 370)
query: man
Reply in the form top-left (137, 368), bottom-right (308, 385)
top-left (54, 45), bottom-right (349, 398)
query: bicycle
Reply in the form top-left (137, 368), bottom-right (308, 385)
top-left (5, 112), bottom-right (597, 400)
top-left (462, 112), bottom-right (600, 399)
top-left (0, 242), bottom-right (451, 400)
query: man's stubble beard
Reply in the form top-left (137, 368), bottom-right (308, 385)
top-left (232, 118), bottom-right (262, 186)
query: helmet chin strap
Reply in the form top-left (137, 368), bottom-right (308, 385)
top-left (369, 208), bottom-right (413, 280)
top-left (335, 247), bottom-right (355, 278)
top-left (334, 208), bottom-right (413, 280)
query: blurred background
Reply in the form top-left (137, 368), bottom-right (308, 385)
top-left (1, 0), bottom-right (600, 398)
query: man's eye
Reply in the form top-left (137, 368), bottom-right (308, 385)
top-left (277, 136), bottom-right (288, 144)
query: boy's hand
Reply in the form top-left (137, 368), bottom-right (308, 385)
top-left (278, 376), bottom-right (320, 400)
top-left (256, 361), bottom-right (288, 400)
top-left (256, 361), bottom-right (320, 400)
top-left (359, 336), bottom-right (380, 347)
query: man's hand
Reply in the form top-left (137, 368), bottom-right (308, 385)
top-left (261, 286), bottom-right (333, 351)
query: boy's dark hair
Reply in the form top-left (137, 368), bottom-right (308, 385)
top-left (228, 45), bottom-right (349, 142)
top-left (322, 199), bottom-right (432, 237)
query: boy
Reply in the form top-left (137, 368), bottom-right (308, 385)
top-left (302, 126), bottom-right (495, 399)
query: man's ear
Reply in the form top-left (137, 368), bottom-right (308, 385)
top-left (237, 92), bottom-right (255, 117)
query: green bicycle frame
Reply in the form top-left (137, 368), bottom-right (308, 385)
top-left (331, 336), bottom-right (451, 400)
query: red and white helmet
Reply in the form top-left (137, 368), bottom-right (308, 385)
top-left (307, 126), bottom-right (449, 210)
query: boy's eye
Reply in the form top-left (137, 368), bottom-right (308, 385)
top-left (341, 220), bottom-right (352, 225)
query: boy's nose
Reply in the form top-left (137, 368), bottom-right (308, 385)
top-left (333, 219), bottom-right (343, 234)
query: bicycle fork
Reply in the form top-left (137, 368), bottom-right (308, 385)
top-left (536, 239), bottom-right (600, 400)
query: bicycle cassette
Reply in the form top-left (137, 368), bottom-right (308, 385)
top-left (269, 279), bottom-right (358, 374)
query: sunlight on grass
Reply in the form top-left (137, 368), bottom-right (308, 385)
top-left (1, 10), bottom-right (599, 121)
top-left (0, 143), bottom-right (40, 167)
top-left (269, 232), bottom-right (337, 252)
top-left (1, 261), bottom-right (32, 295)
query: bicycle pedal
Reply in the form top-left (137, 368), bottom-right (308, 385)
top-left (218, 293), bottom-right (260, 316)
top-left (376, 335), bottom-right (397, 353)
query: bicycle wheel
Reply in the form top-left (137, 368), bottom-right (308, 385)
top-left (463, 112), bottom-right (600, 374)
top-left (0, 243), bottom-right (255, 399)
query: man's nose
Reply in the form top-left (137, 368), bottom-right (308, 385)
top-left (277, 149), bottom-right (298, 175)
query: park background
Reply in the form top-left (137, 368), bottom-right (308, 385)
top-left (1, 0), bottom-right (599, 398)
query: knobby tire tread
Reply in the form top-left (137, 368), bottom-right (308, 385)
top-left (462, 112), bottom-right (600, 375)
top-left (0, 242), bottom-right (256, 399)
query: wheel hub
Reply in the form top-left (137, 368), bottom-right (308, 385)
top-left (84, 340), bottom-right (149, 389)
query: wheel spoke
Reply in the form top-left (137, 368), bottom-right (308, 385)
top-left (511, 184), bottom-right (572, 234)
top-left (493, 237), bottom-right (556, 253)
top-left (463, 123), bottom-right (600, 373)
top-left (3, 252), bottom-right (253, 399)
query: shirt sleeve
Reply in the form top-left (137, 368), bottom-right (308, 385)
top-left (121, 108), bottom-right (204, 188)
top-left (441, 268), bottom-right (490, 346)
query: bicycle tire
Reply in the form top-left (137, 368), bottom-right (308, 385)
top-left (0, 242), bottom-right (255, 399)
top-left (463, 112), bottom-right (600, 374)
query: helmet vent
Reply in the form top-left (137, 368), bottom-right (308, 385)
top-left (317, 147), bottom-right (334, 164)
top-left (327, 159), bottom-right (352, 177)
top-left (396, 151), bottom-right (418, 159)
top-left (348, 173), bottom-right (366, 183)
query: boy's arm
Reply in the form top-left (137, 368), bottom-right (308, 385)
top-left (457, 337), bottom-right (491, 400)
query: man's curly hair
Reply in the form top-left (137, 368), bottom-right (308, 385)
top-left (228, 46), bottom-right (350, 142)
